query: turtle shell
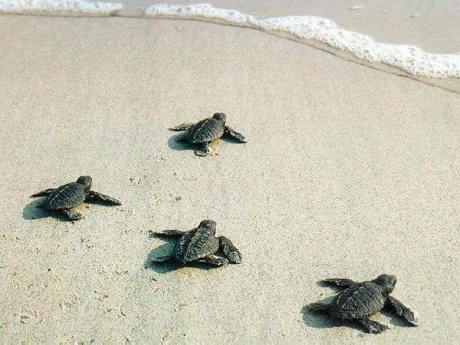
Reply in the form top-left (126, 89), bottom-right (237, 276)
top-left (43, 183), bottom-right (86, 210)
top-left (330, 282), bottom-right (387, 320)
top-left (174, 227), bottom-right (219, 263)
top-left (188, 117), bottom-right (225, 144)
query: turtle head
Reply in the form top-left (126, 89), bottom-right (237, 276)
top-left (374, 274), bottom-right (396, 293)
top-left (198, 219), bottom-right (217, 235)
top-left (76, 175), bottom-right (92, 192)
top-left (199, 219), bottom-right (216, 229)
top-left (212, 113), bottom-right (226, 123)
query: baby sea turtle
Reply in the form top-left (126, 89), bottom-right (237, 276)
top-left (169, 113), bottom-right (247, 156)
top-left (151, 220), bottom-right (242, 267)
top-left (308, 274), bottom-right (418, 334)
top-left (30, 175), bottom-right (121, 221)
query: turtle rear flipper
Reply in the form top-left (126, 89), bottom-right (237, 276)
top-left (87, 191), bottom-right (121, 205)
top-left (357, 319), bottom-right (389, 334)
top-left (386, 296), bottom-right (419, 326)
top-left (219, 236), bottom-right (242, 264)
top-left (62, 209), bottom-right (83, 221)
top-left (202, 255), bottom-right (228, 267)
top-left (169, 123), bottom-right (195, 131)
top-left (31, 188), bottom-right (57, 197)
top-left (224, 126), bottom-right (247, 143)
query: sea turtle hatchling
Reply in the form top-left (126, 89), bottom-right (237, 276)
top-left (308, 274), bottom-right (419, 334)
top-left (151, 220), bottom-right (242, 267)
top-left (169, 113), bottom-right (247, 156)
top-left (30, 175), bottom-right (121, 221)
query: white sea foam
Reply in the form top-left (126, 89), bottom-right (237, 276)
top-left (0, 0), bottom-right (123, 16)
top-left (144, 3), bottom-right (460, 78)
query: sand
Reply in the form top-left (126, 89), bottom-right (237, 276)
top-left (0, 2), bottom-right (459, 345)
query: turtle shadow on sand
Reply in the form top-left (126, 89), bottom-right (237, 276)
top-left (301, 303), bottom-right (335, 330)
top-left (303, 276), bottom-right (419, 334)
top-left (167, 113), bottom-right (247, 156)
top-left (167, 134), bottom-right (191, 151)
top-left (144, 245), bottom-right (216, 274)
top-left (25, 176), bottom-right (121, 222)
top-left (301, 302), bottom-right (366, 332)
top-left (301, 303), bottom-right (413, 333)
top-left (22, 198), bottom-right (117, 222)
top-left (22, 199), bottom-right (68, 222)
top-left (168, 133), bottom-right (246, 152)
top-left (302, 281), bottom-right (379, 332)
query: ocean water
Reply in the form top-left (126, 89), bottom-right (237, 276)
top-left (144, 3), bottom-right (460, 79)
top-left (1, 1), bottom-right (459, 79)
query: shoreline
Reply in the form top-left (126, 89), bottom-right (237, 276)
top-left (1, 13), bottom-right (459, 94)
top-left (1, 2), bottom-right (460, 84)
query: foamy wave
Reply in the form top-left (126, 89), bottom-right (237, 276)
top-left (144, 3), bottom-right (460, 79)
top-left (0, 0), bottom-right (123, 16)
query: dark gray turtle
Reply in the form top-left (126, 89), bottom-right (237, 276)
top-left (308, 274), bottom-right (419, 334)
top-left (30, 175), bottom-right (121, 221)
top-left (169, 113), bottom-right (247, 156)
top-left (151, 220), bottom-right (242, 267)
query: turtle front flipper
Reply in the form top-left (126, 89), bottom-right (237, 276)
top-left (62, 209), bottom-right (83, 221)
top-left (169, 123), bottom-right (195, 131)
top-left (202, 255), bottom-right (228, 267)
top-left (218, 236), bottom-right (242, 264)
top-left (87, 191), bottom-right (122, 205)
top-left (194, 140), bottom-right (221, 157)
top-left (151, 230), bottom-right (186, 238)
top-left (321, 278), bottom-right (357, 288)
top-left (194, 142), bottom-right (211, 157)
top-left (386, 296), bottom-right (419, 326)
top-left (224, 126), bottom-right (247, 143)
top-left (30, 188), bottom-right (57, 197)
top-left (357, 319), bottom-right (389, 334)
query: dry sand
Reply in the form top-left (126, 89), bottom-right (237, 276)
top-left (0, 3), bottom-right (459, 345)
